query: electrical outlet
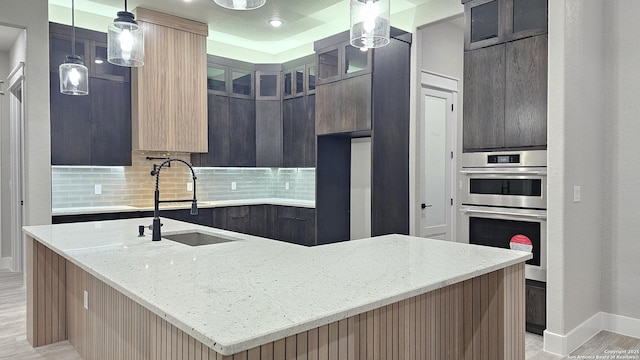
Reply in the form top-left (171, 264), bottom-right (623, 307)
top-left (573, 186), bottom-right (581, 203)
top-left (231, 181), bottom-right (237, 191)
top-left (94, 184), bottom-right (102, 195)
top-left (83, 290), bottom-right (89, 310)
top-left (187, 183), bottom-right (193, 192)
top-left (285, 182), bottom-right (290, 190)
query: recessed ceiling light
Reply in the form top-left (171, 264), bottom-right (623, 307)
top-left (95, 58), bottom-right (104, 64)
top-left (269, 19), bottom-right (283, 28)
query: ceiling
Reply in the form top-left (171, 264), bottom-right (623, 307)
top-left (0, 25), bottom-right (22, 52)
top-left (48, 0), bottom-right (433, 61)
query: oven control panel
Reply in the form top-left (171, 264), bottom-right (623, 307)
top-left (488, 154), bottom-right (520, 164)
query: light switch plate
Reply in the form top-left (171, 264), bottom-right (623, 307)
top-left (94, 184), bottom-right (102, 195)
top-left (83, 290), bottom-right (88, 310)
top-left (231, 182), bottom-right (237, 191)
top-left (187, 183), bottom-right (193, 192)
top-left (573, 186), bottom-right (581, 203)
top-left (285, 182), bottom-right (290, 190)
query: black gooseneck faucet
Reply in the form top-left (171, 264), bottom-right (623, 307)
top-left (150, 158), bottom-right (198, 241)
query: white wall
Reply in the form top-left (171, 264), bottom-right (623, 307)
top-left (545, 0), bottom-right (606, 354)
top-left (350, 138), bottom-right (372, 240)
top-left (0, 2), bottom-right (51, 238)
top-left (0, 49), bottom-right (8, 260)
top-left (412, 16), bottom-right (464, 236)
top-left (602, 1), bottom-right (640, 321)
top-left (405, 1), bottom-right (464, 237)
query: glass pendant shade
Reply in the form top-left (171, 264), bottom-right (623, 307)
top-left (60, 55), bottom-right (89, 95)
top-left (213, 0), bottom-right (266, 10)
top-left (350, 0), bottom-right (390, 49)
top-left (108, 11), bottom-right (144, 67)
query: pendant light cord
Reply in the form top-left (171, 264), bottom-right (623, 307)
top-left (124, 0), bottom-right (128, 12)
top-left (71, 0), bottom-right (76, 56)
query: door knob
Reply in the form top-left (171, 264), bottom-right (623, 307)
top-left (421, 203), bottom-right (432, 209)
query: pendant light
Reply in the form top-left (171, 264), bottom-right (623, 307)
top-left (350, 0), bottom-right (390, 49)
top-left (213, 0), bottom-right (266, 10)
top-left (108, 0), bottom-right (144, 67)
top-left (59, 0), bottom-right (89, 96)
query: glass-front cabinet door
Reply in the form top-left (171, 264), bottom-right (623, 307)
top-left (507, 0), bottom-right (547, 41)
top-left (343, 44), bottom-right (371, 79)
top-left (464, 0), bottom-right (503, 50)
top-left (92, 42), bottom-right (128, 82)
top-left (256, 71), bottom-right (280, 100)
top-left (317, 46), bottom-right (341, 84)
top-left (207, 65), bottom-right (227, 94)
top-left (283, 70), bottom-right (293, 98)
top-left (307, 64), bottom-right (316, 94)
top-left (231, 69), bottom-right (253, 98)
top-left (294, 67), bottom-right (305, 96)
top-left (49, 35), bottom-right (87, 73)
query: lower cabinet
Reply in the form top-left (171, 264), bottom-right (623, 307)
top-left (52, 205), bottom-right (316, 245)
top-left (161, 208), bottom-right (213, 227)
top-left (225, 205), bottom-right (276, 239)
top-left (52, 211), bottom-right (143, 224)
top-left (526, 279), bottom-right (547, 335)
top-left (276, 206), bottom-right (316, 246)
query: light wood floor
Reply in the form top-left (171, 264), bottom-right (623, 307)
top-left (1, 268), bottom-right (638, 360)
top-left (0, 269), bottom-right (81, 360)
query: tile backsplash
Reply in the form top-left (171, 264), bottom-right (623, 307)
top-left (51, 152), bottom-right (315, 209)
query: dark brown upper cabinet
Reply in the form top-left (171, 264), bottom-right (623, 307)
top-left (49, 22), bottom-right (131, 166)
top-left (463, 0), bottom-right (547, 51)
top-left (463, 34), bottom-right (547, 151)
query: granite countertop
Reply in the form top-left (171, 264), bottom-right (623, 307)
top-left (23, 218), bottom-right (531, 355)
top-left (52, 198), bottom-right (316, 216)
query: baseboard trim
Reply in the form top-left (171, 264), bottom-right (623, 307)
top-left (602, 313), bottom-right (640, 339)
top-left (0, 257), bottom-right (13, 270)
top-left (544, 312), bottom-right (640, 356)
top-left (543, 312), bottom-right (602, 356)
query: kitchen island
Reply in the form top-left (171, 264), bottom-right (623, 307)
top-left (23, 218), bottom-right (530, 360)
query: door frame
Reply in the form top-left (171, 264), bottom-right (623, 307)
top-left (8, 62), bottom-right (25, 272)
top-left (419, 71), bottom-right (458, 241)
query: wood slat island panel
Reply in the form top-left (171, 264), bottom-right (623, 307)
top-left (26, 235), bottom-right (525, 359)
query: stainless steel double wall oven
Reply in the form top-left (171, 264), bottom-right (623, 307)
top-left (459, 150), bottom-right (547, 334)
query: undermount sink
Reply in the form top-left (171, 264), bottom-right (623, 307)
top-left (162, 231), bottom-right (236, 247)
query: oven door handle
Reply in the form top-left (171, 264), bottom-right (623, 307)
top-left (460, 208), bottom-right (547, 220)
top-left (460, 170), bottom-right (547, 176)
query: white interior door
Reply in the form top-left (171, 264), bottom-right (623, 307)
top-left (8, 63), bottom-right (24, 272)
top-left (420, 85), bottom-right (456, 240)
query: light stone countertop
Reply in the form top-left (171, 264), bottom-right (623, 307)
top-left (24, 218), bottom-right (531, 355)
top-left (52, 198), bottom-right (315, 216)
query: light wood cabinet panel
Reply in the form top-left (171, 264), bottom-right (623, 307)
top-left (132, 8), bottom-right (207, 152)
